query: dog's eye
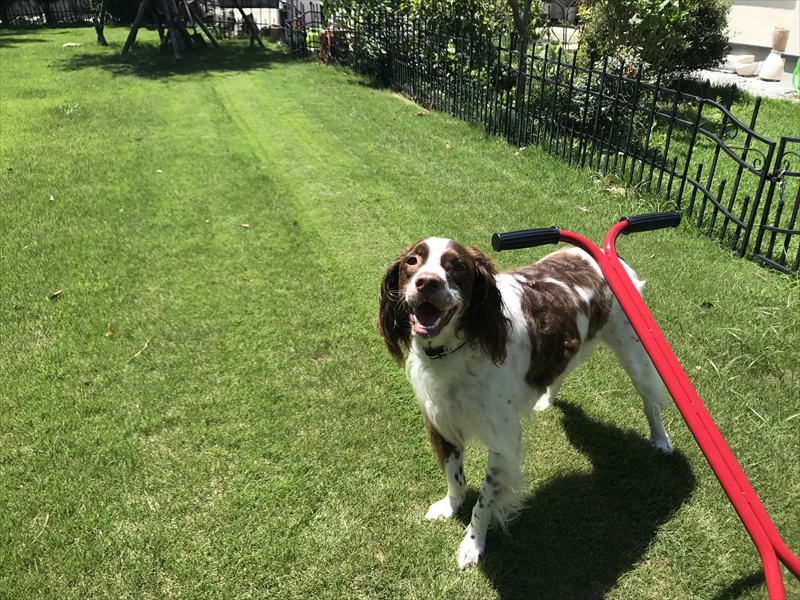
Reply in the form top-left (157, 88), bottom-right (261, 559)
top-left (452, 262), bottom-right (466, 272)
top-left (406, 256), bottom-right (418, 266)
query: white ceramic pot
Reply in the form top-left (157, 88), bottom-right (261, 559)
top-left (736, 62), bottom-right (758, 76)
top-left (759, 51), bottom-right (785, 81)
top-left (725, 54), bottom-right (755, 71)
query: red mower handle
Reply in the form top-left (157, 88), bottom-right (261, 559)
top-left (492, 211), bottom-right (681, 252)
top-left (490, 214), bottom-right (799, 599)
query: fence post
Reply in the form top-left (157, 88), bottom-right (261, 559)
top-left (605, 59), bottom-right (625, 174)
top-left (515, 32), bottom-right (529, 136)
top-left (563, 51), bottom-right (579, 164)
top-left (536, 44), bottom-right (550, 145)
top-left (621, 64), bottom-right (643, 183)
top-left (504, 31), bottom-right (516, 140)
top-left (587, 55), bottom-right (609, 171)
top-left (548, 47), bottom-right (563, 152)
top-left (578, 49), bottom-right (597, 169)
top-left (753, 137), bottom-right (789, 262)
top-left (637, 67), bottom-right (663, 188)
top-left (655, 74), bottom-right (684, 194)
top-left (737, 99), bottom-right (776, 257)
top-left (675, 80), bottom-right (709, 210)
top-left (522, 42), bottom-right (537, 148)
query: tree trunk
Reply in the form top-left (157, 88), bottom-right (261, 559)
top-left (507, 0), bottom-right (532, 114)
top-left (43, 0), bottom-right (56, 25)
top-left (95, 0), bottom-right (108, 45)
top-left (0, 1), bottom-right (10, 25)
top-left (515, 35), bottom-right (528, 111)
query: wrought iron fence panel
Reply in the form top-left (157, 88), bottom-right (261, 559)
top-left (675, 96), bottom-right (776, 255)
top-left (754, 136), bottom-right (800, 274)
top-left (1, 0), bottom-right (96, 26)
top-left (307, 12), bottom-right (797, 273)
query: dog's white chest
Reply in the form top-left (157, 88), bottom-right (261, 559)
top-left (406, 343), bottom-right (532, 449)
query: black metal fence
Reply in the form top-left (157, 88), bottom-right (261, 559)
top-left (0, 0), bottom-right (97, 25)
top-left (289, 11), bottom-right (800, 276)
top-left (0, 0), bottom-right (299, 35)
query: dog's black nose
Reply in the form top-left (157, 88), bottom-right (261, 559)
top-left (415, 273), bottom-right (443, 291)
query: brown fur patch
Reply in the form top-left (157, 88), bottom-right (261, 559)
top-left (378, 242), bottom-right (430, 363)
top-left (509, 250), bottom-right (612, 395)
top-left (459, 245), bottom-right (509, 364)
top-left (424, 417), bottom-right (457, 471)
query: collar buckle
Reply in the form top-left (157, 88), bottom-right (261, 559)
top-left (423, 340), bottom-right (468, 359)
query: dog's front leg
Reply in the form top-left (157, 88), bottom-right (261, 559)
top-left (425, 446), bottom-right (465, 520)
top-left (423, 418), bottom-right (466, 520)
top-left (458, 452), bottom-right (504, 570)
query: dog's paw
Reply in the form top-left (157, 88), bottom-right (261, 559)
top-left (651, 436), bottom-right (673, 453)
top-left (425, 498), bottom-right (457, 520)
top-left (457, 535), bottom-right (484, 570)
top-left (533, 396), bottom-right (552, 411)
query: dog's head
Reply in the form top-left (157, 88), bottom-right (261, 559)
top-left (378, 238), bottom-right (508, 364)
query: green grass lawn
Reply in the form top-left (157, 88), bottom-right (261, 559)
top-left (1, 27), bottom-right (798, 599)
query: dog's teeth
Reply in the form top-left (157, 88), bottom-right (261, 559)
top-left (433, 317), bottom-right (442, 327)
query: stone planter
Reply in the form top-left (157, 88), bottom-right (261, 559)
top-left (772, 27), bottom-right (790, 53)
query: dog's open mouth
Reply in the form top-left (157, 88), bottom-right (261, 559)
top-left (410, 302), bottom-right (457, 337)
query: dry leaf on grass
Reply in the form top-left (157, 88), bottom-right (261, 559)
top-left (50, 290), bottom-right (62, 300)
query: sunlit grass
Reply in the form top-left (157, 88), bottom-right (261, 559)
top-left (1, 26), bottom-right (798, 599)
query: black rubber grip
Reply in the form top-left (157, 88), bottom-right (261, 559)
top-left (620, 210), bottom-right (681, 234)
top-left (491, 227), bottom-right (560, 252)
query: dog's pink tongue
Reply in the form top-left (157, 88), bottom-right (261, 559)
top-left (414, 302), bottom-right (442, 326)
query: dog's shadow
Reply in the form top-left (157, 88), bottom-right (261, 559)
top-left (474, 401), bottom-right (696, 599)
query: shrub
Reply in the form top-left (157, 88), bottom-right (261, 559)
top-left (580, 0), bottom-right (732, 75)
top-left (400, 0), bottom-right (515, 37)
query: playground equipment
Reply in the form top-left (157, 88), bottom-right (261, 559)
top-left (121, 0), bottom-right (267, 60)
top-left (492, 212), bottom-right (800, 599)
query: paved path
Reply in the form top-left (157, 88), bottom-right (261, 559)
top-left (692, 69), bottom-right (800, 102)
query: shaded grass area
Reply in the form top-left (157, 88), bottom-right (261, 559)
top-left (1, 27), bottom-right (799, 599)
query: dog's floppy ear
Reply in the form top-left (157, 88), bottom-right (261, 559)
top-left (461, 246), bottom-right (509, 365)
top-left (378, 250), bottom-right (411, 364)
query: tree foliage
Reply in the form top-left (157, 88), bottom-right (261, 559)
top-left (400, 0), bottom-right (514, 36)
top-left (579, 0), bottom-right (732, 74)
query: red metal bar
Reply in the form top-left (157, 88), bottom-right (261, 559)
top-left (556, 225), bottom-right (799, 599)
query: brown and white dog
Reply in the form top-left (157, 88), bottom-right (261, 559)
top-left (379, 237), bottom-right (672, 570)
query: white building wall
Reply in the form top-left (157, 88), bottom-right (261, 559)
top-left (728, 0), bottom-right (800, 56)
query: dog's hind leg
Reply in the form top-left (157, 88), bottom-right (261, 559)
top-left (457, 449), bottom-right (525, 569)
top-left (533, 373), bottom-right (566, 411)
top-left (601, 305), bottom-right (673, 453)
top-left (534, 335), bottom-right (602, 411)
